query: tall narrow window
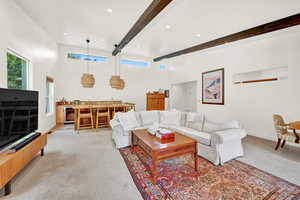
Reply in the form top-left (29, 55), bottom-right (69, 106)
top-left (46, 77), bottom-right (54, 114)
top-left (7, 51), bottom-right (28, 90)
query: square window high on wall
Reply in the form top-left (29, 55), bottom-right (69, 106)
top-left (7, 51), bottom-right (29, 90)
top-left (46, 77), bottom-right (54, 115)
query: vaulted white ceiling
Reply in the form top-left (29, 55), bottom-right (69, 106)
top-left (15, 0), bottom-right (300, 58)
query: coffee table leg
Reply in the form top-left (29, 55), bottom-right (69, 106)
top-left (194, 152), bottom-right (198, 171)
top-left (152, 159), bottom-right (158, 185)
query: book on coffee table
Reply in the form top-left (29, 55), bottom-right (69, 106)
top-left (156, 128), bottom-right (175, 140)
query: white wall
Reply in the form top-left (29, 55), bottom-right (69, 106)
top-left (171, 81), bottom-right (197, 112)
top-left (56, 44), bottom-right (170, 111)
top-left (0, 0), bottom-right (58, 132)
top-left (167, 27), bottom-right (300, 141)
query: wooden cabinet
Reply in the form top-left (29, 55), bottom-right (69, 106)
top-left (56, 104), bottom-right (65, 124)
top-left (0, 133), bottom-right (47, 195)
top-left (147, 93), bottom-right (165, 111)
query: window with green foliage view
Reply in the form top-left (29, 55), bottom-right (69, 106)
top-left (7, 52), bottom-right (28, 90)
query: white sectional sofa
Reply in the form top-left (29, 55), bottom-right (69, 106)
top-left (110, 110), bottom-right (247, 165)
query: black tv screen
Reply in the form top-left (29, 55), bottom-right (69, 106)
top-left (0, 88), bottom-right (38, 150)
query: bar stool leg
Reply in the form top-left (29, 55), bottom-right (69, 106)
top-left (77, 109), bottom-right (80, 134)
top-left (90, 110), bottom-right (94, 130)
top-left (95, 110), bottom-right (99, 131)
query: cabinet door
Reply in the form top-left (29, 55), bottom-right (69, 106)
top-left (158, 98), bottom-right (165, 110)
top-left (56, 106), bottom-right (65, 124)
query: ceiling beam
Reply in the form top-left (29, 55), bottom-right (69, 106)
top-left (112, 0), bottom-right (173, 56)
top-left (154, 13), bottom-right (300, 62)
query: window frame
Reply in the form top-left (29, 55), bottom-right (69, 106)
top-left (46, 76), bottom-right (54, 115)
top-left (120, 59), bottom-right (149, 68)
top-left (67, 52), bottom-right (107, 63)
top-left (6, 49), bottom-right (29, 90)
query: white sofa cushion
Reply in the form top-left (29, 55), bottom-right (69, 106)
top-left (171, 126), bottom-right (211, 146)
top-left (219, 120), bottom-right (240, 130)
top-left (187, 113), bottom-right (205, 131)
top-left (160, 111), bottom-right (181, 127)
top-left (140, 111), bottom-right (159, 126)
top-left (116, 111), bottom-right (139, 131)
top-left (134, 112), bottom-right (143, 127)
top-left (212, 128), bottom-right (247, 144)
top-left (203, 119), bottom-right (240, 133)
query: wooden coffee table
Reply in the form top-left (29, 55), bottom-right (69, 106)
top-left (131, 129), bottom-right (198, 185)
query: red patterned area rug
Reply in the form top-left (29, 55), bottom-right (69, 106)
top-left (119, 147), bottom-right (300, 200)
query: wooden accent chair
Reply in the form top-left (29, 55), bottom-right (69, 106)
top-left (76, 108), bottom-right (94, 133)
top-left (272, 114), bottom-right (296, 150)
top-left (95, 107), bottom-right (110, 130)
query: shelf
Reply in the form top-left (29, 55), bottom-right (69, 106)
top-left (233, 66), bottom-right (288, 85)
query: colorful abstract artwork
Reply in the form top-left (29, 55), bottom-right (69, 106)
top-left (202, 68), bottom-right (224, 105)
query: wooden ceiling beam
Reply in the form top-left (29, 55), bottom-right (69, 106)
top-left (154, 13), bottom-right (300, 62)
top-left (112, 0), bottom-right (173, 56)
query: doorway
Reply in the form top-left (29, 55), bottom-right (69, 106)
top-left (171, 81), bottom-right (197, 112)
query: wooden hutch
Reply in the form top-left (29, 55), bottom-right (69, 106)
top-left (146, 92), bottom-right (165, 110)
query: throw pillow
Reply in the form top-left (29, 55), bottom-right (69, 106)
top-left (118, 110), bottom-right (140, 131)
top-left (140, 111), bottom-right (159, 126)
top-left (187, 113), bottom-right (205, 131)
top-left (160, 111), bottom-right (181, 127)
top-left (203, 118), bottom-right (240, 132)
top-left (202, 119), bottom-right (222, 132)
top-left (219, 120), bottom-right (240, 130)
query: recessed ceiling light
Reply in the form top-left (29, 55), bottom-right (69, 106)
top-left (196, 34), bottom-right (201, 37)
top-left (63, 33), bottom-right (69, 36)
top-left (165, 25), bottom-right (171, 29)
top-left (107, 8), bottom-right (113, 13)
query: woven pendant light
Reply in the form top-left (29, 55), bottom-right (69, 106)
top-left (110, 75), bottom-right (121, 88)
top-left (81, 39), bottom-right (95, 88)
top-left (117, 78), bottom-right (125, 90)
top-left (110, 54), bottom-right (123, 89)
top-left (81, 73), bottom-right (95, 88)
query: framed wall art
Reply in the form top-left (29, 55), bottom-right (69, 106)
top-left (202, 68), bottom-right (224, 105)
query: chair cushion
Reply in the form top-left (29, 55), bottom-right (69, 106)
top-left (140, 111), bottom-right (159, 126)
top-left (171, 126), bottom-right (211, 146)
top-left (160, 111), bottom-right (181, 127)
top-left (117, 110), bottom-right (139, 131)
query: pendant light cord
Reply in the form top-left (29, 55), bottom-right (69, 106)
top-left (86, 39), bottom-right (90, 74)
top-left (114, 55), bottom-right (117, 76)
top-left (118, 54), bottom-right (121, 76)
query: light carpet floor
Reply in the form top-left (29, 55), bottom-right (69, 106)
top-left (1, 127), bottom-right (142, 200)
top-left (1, 126), bottom-right (299, 200)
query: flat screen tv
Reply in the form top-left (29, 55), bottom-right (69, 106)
top-left (0, 88), bottom-right (38, 150)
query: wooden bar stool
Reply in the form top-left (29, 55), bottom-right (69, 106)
top-left (112, 104), bottom-right (125, 119)
top-left (95, 107), bottom-right (110, 130)
top-left (76, 107), bottom-right (94, 133)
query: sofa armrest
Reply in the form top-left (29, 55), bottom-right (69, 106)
top-left (211, 128), bottom-right (247, 145)
top-left (110, 119), bottom-right (121, 128)
top-left (110, 119), bottom-right (132, 136)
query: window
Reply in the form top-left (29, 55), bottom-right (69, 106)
top-left (7, 51), bottom-right (28, 90)
top-left (46, 77), bottom-right (54, 115)
top-left (159, 64), bottom-right (167, 70)
top-left (67, 53), bottom-right (107, 62)
top-left (120, 59), bottom-right (149, 67)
